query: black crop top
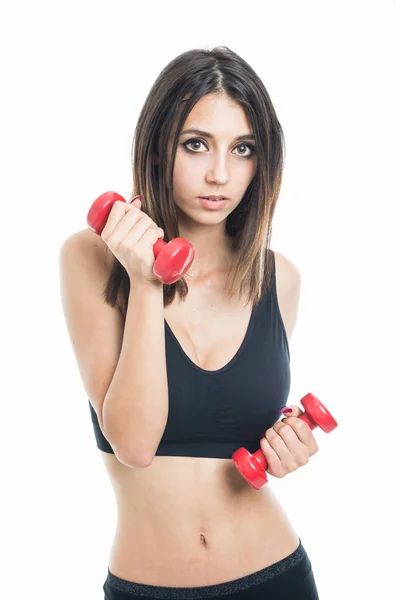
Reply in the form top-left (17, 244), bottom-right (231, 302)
top-left (88, 250), bottom-right (291, 459)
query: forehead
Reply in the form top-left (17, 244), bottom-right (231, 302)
top-left (183, 93), bottom-right (252, 134)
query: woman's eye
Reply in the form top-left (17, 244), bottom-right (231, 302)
top-left (183, 139), bottom-right (205, 152)
top-left (182, 139), bottom-right (254, 158)
top-left (234, 143), bottom-right (254, 157)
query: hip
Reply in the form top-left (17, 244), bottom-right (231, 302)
top-left (104, 538), bottom-right (319, 599)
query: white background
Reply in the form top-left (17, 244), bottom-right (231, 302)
top-left (1, 1), bottom-right (399, 598)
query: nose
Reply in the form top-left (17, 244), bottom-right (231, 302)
top-left (205, 152), bottom-right (229, 185)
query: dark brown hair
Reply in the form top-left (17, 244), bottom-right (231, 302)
top-left (104, 46), bottom-right (285, 317)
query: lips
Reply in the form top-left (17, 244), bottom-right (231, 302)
top-left (199, 196), bottom-right (227, 201)
top-left (199, 197), bottom-right (229, 210)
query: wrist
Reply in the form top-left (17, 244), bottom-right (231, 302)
top-left (129, 276), bottom-right (164, 294)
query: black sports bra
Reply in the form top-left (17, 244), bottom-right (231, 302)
top-left (88, 250), bottom-right (291, 459)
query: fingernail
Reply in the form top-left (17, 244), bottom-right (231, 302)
top-left (129, 195), bottom-right (143, 203)
top-left (280, 407), bottom-right (293, 414)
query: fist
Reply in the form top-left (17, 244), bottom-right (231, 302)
top-left (259, 405), bottom-right (319, 479)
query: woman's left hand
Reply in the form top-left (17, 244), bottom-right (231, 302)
top-left (259, 405), bottom-right (319, 479)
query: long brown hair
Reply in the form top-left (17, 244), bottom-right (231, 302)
top-left (104, 46), bottom-right (285, 317)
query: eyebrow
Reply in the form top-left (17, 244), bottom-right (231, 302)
top-left (181, 128), bottom-right (255, 141)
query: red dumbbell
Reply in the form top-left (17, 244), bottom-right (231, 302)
top-left (87, 191), bottom-right (195, 284)
top-left (232, 393), bottom-right (338, 490)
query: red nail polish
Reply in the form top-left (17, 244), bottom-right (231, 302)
top-left (280, 407), bottom-right (292, 414)
top-left (129, 195), bottom-right (143, 203)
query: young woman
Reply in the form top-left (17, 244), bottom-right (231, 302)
top-left (60, 46), bottom-right (320, 599)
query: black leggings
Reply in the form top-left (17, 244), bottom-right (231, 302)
top-left (103, 538), bottom-right (319, 599)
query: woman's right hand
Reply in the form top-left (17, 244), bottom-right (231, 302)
top-left (100, 196), bottom-right (165, 284)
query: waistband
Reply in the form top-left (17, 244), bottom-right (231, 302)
top-left (105, 538), bottom-right (306, 599)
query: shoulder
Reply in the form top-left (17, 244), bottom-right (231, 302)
top-left (271, 250), bottom-right (301, 341)
top-left (59, 228), bottom-right (125, 314)
top-left (273, 251), bottom-right (301, 291)
top-left (59, 228), bottom-right (115, 273)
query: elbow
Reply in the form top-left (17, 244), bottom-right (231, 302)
top-left (101, 412), bottom-right (154, 469)
top-left (114, 446), bottom-right (155, 469)
top-left (101, 407), bottom-right (160, 469)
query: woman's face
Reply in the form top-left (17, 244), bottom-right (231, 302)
top-left (170, 92), bottom-right (258, 226)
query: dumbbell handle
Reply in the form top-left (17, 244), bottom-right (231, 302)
top-left (87, 191), bottom-right (172, 258)
top-left (87, 191), bottom-right (195, 285)
top-left (253, 411), bottom-right (319, 472)
top-left (152, 238), bottom-right (167, 259)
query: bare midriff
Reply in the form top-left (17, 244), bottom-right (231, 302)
top-left (103, 452), bottom-right (300, 587)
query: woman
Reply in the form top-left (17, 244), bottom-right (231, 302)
top-left (59, 46), bottom-right (320, 599)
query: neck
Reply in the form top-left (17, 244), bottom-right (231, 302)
top-left (177, 222), bottom-right (233, 280)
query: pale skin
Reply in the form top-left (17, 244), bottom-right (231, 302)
top-left (84, 92), bottom-right (319, 586)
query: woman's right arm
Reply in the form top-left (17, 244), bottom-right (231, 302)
top-left (59, 231), bottom-right (169, 469)
top-left (103, 278), bottom-right (169, 468)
